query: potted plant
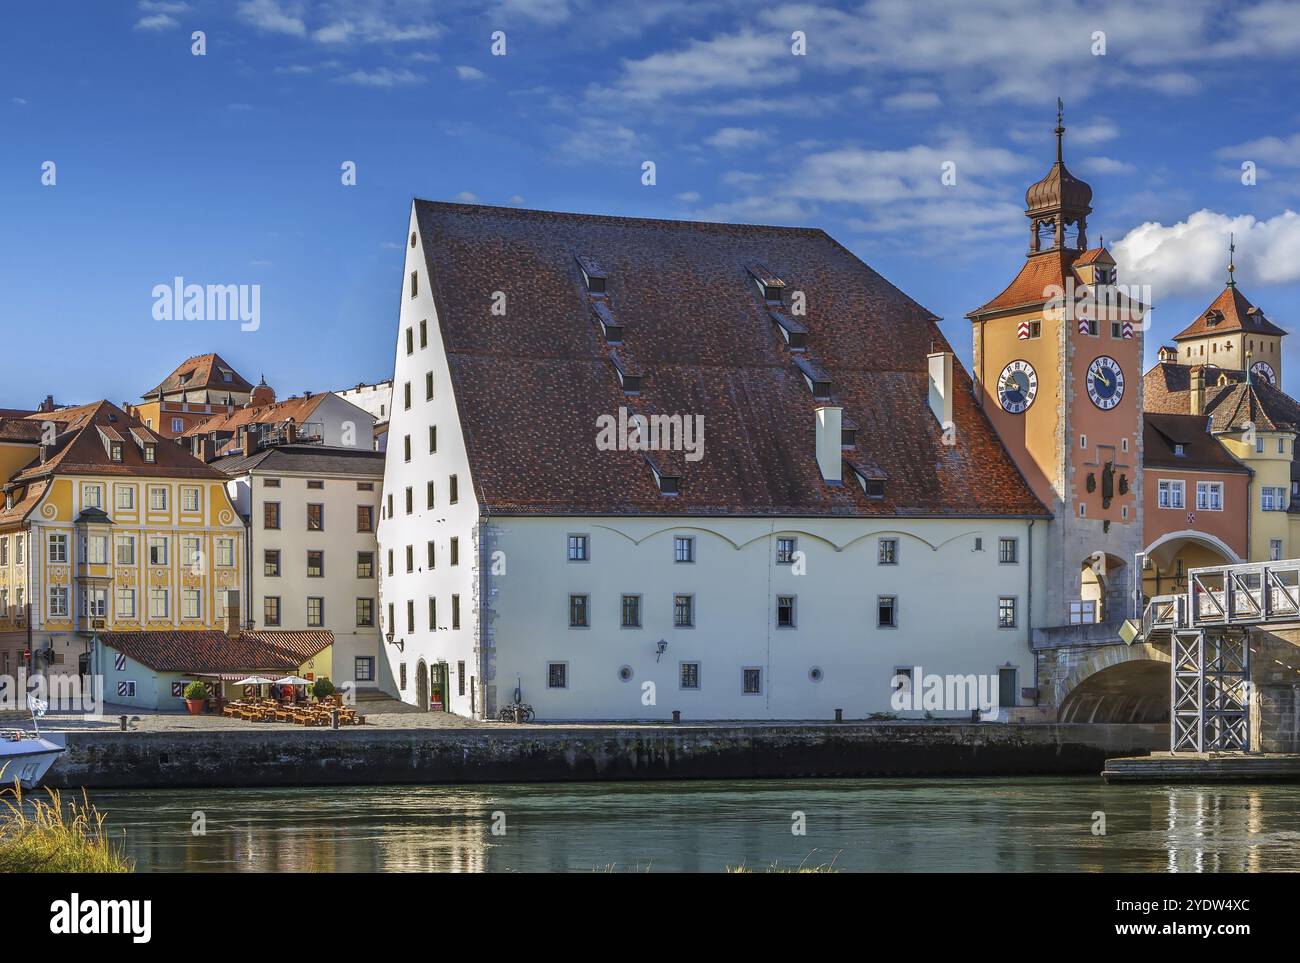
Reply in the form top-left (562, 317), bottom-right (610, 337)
top-left (182, 681), bottom-right (208, 716)
top-left (309, 678), bottom-right (335, 702)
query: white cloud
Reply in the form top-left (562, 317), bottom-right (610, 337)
top-left (508, 194), bottom-right (525, 205)
top-left (237, 0), bottom-right (439, 44)
top-left (494, 0), bottom-right (572, 24)
top-left (591, 29), bottom-right (793, 103)
top-left (780, 141), bottom-right (1028, 205)
top-left (139, 1), bottom-right (190, 11)
top-left (237, 0), bottom-right (306, 36)
top-left (1114, 209), bottom-right (1300, 295)
top-left (1217, 132), bottom-right (1300, 167)
top-left (451, 191), bottom-right (479, 203)
top-left (675, 191), bottom-right (702, 202)
top-left (704, 127), bottom-right (767, 150)
top-left (1079, 156), bottom-right (1136, 175)
top-left (134, 13), bottom-right (179, 30)
top-left (553, 117), bottom-right (641, 163)
top-left (336, 67), bottom-right (424, 87)
top-left (455, 65), bottom-right (485, 81)
top-left (883, 91), bottom-right (941, 111)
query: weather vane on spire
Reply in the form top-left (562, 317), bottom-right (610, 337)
top-left (1055, 97), bottom-right (1065, 162)
top-left (1227, 232), bottom-right (1236, 288)
top-left (1057, 97), bottom-right (1064, 126)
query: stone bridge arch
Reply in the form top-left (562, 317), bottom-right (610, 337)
top-left (1054, 641), bottom-right (1171, 724)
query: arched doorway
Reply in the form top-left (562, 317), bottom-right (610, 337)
top-left (415, 659), bottom-right (429, 711)
top-left (1078, 552), bottom-right (1129, 623)
top-left (1141, 531), bottom-right (1239, 605)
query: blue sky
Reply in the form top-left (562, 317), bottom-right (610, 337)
top-left (4, 0), bottom-right (1300, 406)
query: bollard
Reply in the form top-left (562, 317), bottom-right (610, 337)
top-left (331, 708), bottom-right (340, 730)
top-left (120, 715), bottom-right (128, 732)
top-left (834, 708), bottom-right (843, 722)
top-left (672, 710), bottom-right (681, 723)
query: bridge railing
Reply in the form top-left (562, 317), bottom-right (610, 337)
top-left (1188, 560), bottom-right (1300, 628)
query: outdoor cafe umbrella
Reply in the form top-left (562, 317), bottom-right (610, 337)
top-left (273, 676), bottom-right (311, 686)
top-left (232, 676), bottom-right (277, 686)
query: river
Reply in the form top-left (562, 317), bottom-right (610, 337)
top-left (84, 777), bottom-right (1300, 873)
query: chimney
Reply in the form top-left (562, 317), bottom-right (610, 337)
top-left (242, 425), bottom-right (258, 457)
top-left (815, 406), bottom-right (843, 483)
top-left (285, 421), bottom-right (297, 445)
top-left (1191, 367), bottom-right (1205, 416)
top-left (224, 590), bottom-right (241, 639)
top-left (927, 351), bottom-right (954, 428)
top-left (38, 394), bottom-right (54, 413)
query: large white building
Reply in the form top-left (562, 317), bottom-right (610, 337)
top-left (376, 201), bottom-right (1051, 721)
top-left (214, 443), bottom-right (386, 692)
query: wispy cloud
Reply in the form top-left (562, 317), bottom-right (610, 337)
top-left (336, 67), bottom-right (424, 87)
top-left (237, 0), bottom-right (306, 37)
top-left (883, 91), bottom-right (941, 111)
top-left (455, 65), bottom-right (485, 81)
top-left (1080, 156), bottom-right (1136, 175)
top-left (704, 127), bottom-right (767, 150)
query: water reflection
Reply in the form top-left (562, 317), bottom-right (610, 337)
top-left (83, 778), bottom-right (1300, 873)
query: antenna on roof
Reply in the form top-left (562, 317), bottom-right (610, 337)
top-left (1055, 97), bottom-right (1065, 162)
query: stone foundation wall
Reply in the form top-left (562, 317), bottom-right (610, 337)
top-left (43, 722), bottom-right (1167, 789)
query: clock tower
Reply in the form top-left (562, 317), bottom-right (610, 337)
top-left (968, 105), bottom-right (1145, 629)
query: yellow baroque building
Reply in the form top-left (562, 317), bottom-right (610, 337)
top-left (0, 401), bottom-right (245, 679)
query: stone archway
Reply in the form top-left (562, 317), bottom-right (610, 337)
top-left (1056, 641), bottom-right (1171, 723)
top-left (1080, 552), bottom-right (1129, 623)
top-left (1142, 531), bottom-right (1239, 604)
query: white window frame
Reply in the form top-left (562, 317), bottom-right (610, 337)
top-left (1158, 479), bottom-right (1186, 510)
top-left (1196, 481), bottom-right (1224, 511)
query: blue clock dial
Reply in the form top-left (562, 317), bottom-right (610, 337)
top-left (1086, 356), bottom-right (1125, 410)
top-left (997, 360), bottom-right (1038, 414)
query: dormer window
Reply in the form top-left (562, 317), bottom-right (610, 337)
top-left (1174, 444), bottom-right (1186, 457)
top-left (865, 479), bottom-right (885, 499)
top-left (110, 442), bottom-right (123, 462)
top-left (747, 263), bottom-right (786, 303)
top-left (576, 254), bottom-right (607, 295)
top-left (591, 301), bottom-right (622, 343)
top-left (221, 369), bottom-right (233, 383)
top-left (794, 356), bottom-right (833, 400)
top-left (769, 309), bottom-right (808, 350)
top-left (609, 352), bottom-right (642, 395)
top-left (143, 443), bottom-right (156, 464)
top-left (644, 456), bottom-right (679, 496)
top-left (841, 427), bottom-right (857, 448)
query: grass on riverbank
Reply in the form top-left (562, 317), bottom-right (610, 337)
top-left (0, 782), bottom-right (132, 873)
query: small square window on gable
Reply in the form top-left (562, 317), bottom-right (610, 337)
top-left (747, 262), bottom-right (786, 304)
top-left (576, 254), bottom-right (607, 295)
top-left (793, 356), bottom-right (833, 401)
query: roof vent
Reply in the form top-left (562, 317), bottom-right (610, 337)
top-left (747, 262), bottom-right (786, 303)
top-left (576, 254), bottom-right (607, 295)
top-left (591, 301), bottom-right (623, 343)
top-left (793, 356), bottom-right (833, 400)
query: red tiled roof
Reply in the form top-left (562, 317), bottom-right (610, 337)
top-left (1173, 285), bottom-right (1287, 341)
top-left (145, 353), bottom-right (253, 400)
top-left (1206, 379), bottom-right (1300, 434)
top-left (1073, 246), bottom-right (1114, 266)
top-left (12, 401), bottom-right (225, 483)
top-left (183, 394), bottom-right (326, 438)
top-left (413, 201), bottom-right (1047, 518)
top-left (968, 249), bottom-right (1079, 317)
top-left (0, 479), bottom-right (51, 527)
top-left (99, 630), bottom-right (333, 673)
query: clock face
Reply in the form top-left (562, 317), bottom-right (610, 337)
top-left (1087, 355), bottom-right (1125, 410)
top-left (997, 360), bottom-right (1038, 414)
top-left (1252, 361), bottom-right (1277, 386)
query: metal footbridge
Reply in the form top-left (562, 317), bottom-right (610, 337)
top-left (1134, 560), bottom-right (1300, 753)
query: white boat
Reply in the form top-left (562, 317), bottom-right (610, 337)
top-left (1, 700), bottom-right (65, 789)
top-left (0, 729), bottom-right (65, 789)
